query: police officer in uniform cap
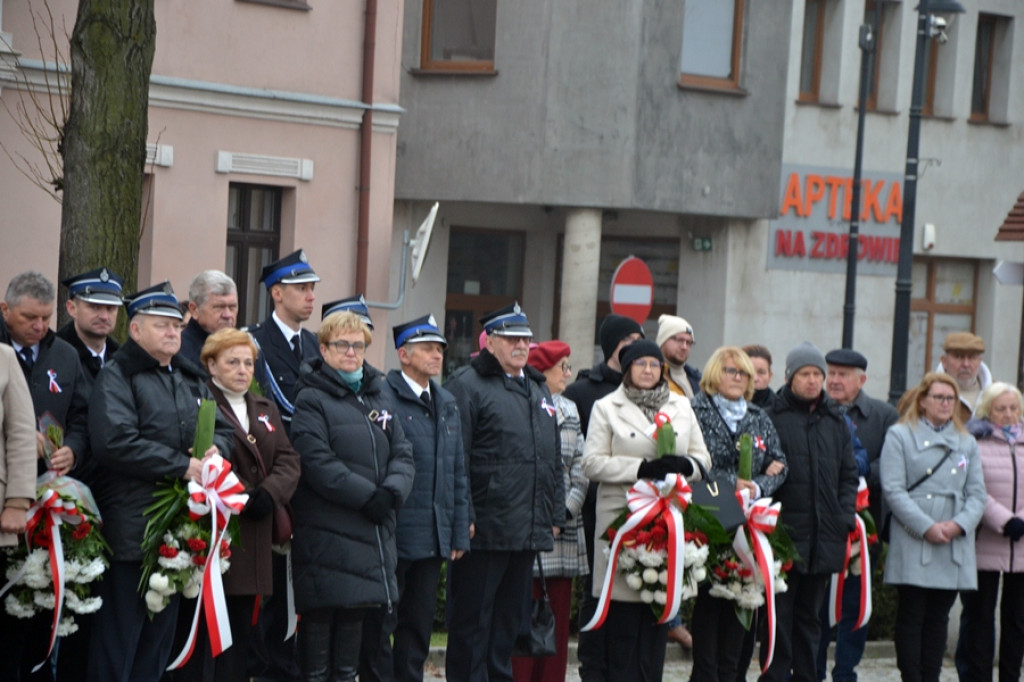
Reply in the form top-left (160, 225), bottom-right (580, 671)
top-left (56, 267), bottom-right (123, 382)
top-left (322, 294), bottom-right (375, 330)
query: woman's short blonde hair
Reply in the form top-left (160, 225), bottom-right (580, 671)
top-left (975, 382), bottom-right (1023, 421)
top-left (700, 346), bottom-right (756, 401)
top-left (900, 372), bottom-right (965, 432)
top-left (200, 328), bottom-right (258, 367)
top-left (318, 310), bottom-right (372, 346)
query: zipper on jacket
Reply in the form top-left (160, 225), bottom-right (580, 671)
top-left (364, 414), bottom-right (394, 612)
top-left (1011, 440), bottom-right (1018, 571)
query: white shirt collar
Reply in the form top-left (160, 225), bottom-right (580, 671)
top-left (272, 311), bottom-right (301, 341)
top-left (401, 371), bottom-right (429, 396)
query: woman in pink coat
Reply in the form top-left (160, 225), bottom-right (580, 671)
top-left (958, 382), bottom-right (1024, 682)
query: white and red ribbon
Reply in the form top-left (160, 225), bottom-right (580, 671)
top-left (582, 474), bottom-right (691, 631)
top-left (829, 477), bottom-right (872, 630)
top-left (24, 488), bottom-right (85, 672)
top-left (732, 490), bottom-right (781, 673)
top-left (257, 414), bottom-right (275, 433)
top-left (167, 455), bottom-right (248, 670)
top-left (46, 369), bottom-right (61, 394)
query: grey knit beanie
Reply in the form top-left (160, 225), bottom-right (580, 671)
top-left (785, 342), bottom-right (827, 382)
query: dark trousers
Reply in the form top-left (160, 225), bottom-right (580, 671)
top-left (86, 562), bottom-right (181, 682)
top-left (577, 482), bottom-right (607, 682)
top-left (816, 574), bottom-right (868, 682)
top-left (893, 585), bottom-right (957, 682)
top-left (735, 608), bottom-right (762, 682)
top-left (511, 576), bottom-right (575, 682)
top-left (165, 594), bottom-right (259, 682)
top-left (0, 610), bottom-right (54, 681)
top-left (299, 608), bottom-right (366, 682)
top-left (759, 572), bottom-right (830, 682)
top-left (446, 549), bottom-right (535, 682)
top-left (598, 601), bottom-right (668, 682)
top-left (691, 585), bottom-right (747, 682)
top-left (959, 571), bottom-right (1024, 682)
top-left (252, 552), bottom-right (300, 681)
top-left (393, 557), bottom-right (445, 682)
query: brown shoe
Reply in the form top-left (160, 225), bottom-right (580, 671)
top-left (667, 624), bottom-right (693, 649)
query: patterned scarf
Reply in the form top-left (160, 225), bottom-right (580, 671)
top-left (623, 382), bottom-right (671, 422)
top-left (712, 393), bottom-right (748, 433)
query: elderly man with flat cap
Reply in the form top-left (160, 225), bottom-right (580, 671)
top-left (87, 282), bottom-right (233, 682)
top-left (937, 331), bottom-right (992, 423)
top-left (57, 267), bottom-right (123, 382)
top-left (444, 302), bottom-right (565, 682)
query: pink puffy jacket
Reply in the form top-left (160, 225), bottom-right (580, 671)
top-left (974, 419), bottom-right (1024, 573)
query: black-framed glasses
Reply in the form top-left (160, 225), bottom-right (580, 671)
top-left (326, 340), bottom-right (366, 354)
top-left (722, 367), bottom-right (750, 379)
top-left (926, 394), bottom-right (957, 404)
top-left (559, 362), bottom-right (572, 373)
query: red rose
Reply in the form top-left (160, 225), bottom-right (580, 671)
top-left (605, 527), bottom-right (617, 541)
top-left (737, 567), bottom-right (753, 578)
top-left (193, 554), bottom-right (207, 566)
top-left (158, 544), bottom-right (179, 558)
top-left (187, 538), bottom-right (207, 553)
top-left (72, 523), bottom-right (92, 541)
top-left (781, 560), bottom-right (794, 572)
top-left (220, 539), bottom-right (230, 553)
top-left (220, 548), bottom-right (231, 559)
top-left (713, 566), bottom-right (730, 580)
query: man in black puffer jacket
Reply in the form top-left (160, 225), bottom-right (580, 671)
top-left (763, 342), bottom-right (859, 682)
top-left (445, 303), bottom-right (564, 682)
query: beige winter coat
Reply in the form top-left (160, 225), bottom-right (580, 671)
top-left (0, 344), bottom-right (40, 547)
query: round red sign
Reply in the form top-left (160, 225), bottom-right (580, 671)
top-left (609, 256), bottom-right (653, 324)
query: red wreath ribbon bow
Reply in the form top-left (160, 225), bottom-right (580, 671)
top-left (582, 474), bottom-right (691, 632)
top-left (24, 488), bottom-right (85, 672)
top-left (829, 477), bottom-right (873, 630)
top-left (733, 489), bottom-right (781, 673)
top-left (168, 455), bottom-right (249, 670)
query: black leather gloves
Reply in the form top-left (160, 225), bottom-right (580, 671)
top-left (1004, 517), bottom-right (1024, 541)
top-left (242, 487), bottom-right (274, 520)
top-left (636, 455), bottom-right (694, 480)
top-left (361, 488), bottom-right (397, 525)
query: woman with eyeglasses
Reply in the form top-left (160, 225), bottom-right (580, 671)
top-left (512, 340), bottom-right (588, 682)
top-left (289, 311), bottom-right (415, 682)
top-left (881, 372), bottom-right (985, 682)
top-left (956, 382), bottom-right (1024, 682)
top-left (582, 339), bottom-right (711, 681)
top-left (687, 346), bottom-right (787, 682)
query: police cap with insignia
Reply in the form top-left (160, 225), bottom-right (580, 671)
top-left (393, 314), bottom-right (447, 349)
top-left (260, 249), bottom-right (321, 289)
top-left (124, 282), bottom-right (183, 320)
top-left (825, 348), bottom-right (868, 371)
top-left (62, 267), bottom-right (125, 306)
top-left (321, 294), bottom-right (374, 329)
top-left (479, 302), bottom-right (533, 337)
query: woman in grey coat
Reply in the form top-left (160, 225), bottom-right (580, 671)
top-left (881, 372), bottom-right (986, 682)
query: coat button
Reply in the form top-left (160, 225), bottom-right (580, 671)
top-left (630, 432), bottom-right (635, 438)
top-left (926, 494), bottom-right (933, 499)
top-left (924, 441), bottom-right (930, 447)
top-left (926, 468), bottom-right (932, 475)
top-left (251, 466), bottom-right (258, 474)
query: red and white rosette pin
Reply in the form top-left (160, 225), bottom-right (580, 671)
top-left (46, 369), bottom-right (62, 394)
top-left (167, 454), bottom-right (249, 670)
top-left (829, 477), bottom-right (872, 630)
top-left (732, 490), bottom-right (781, 673)
top-left (25, 488), bottom-right (85, 672)
top-left (582, 474), bottom-right (691, 631)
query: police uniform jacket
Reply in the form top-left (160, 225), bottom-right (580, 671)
top-left (882, 420), bottom-right (986, 590)
top-left (55, 321), bottom-right (119, 383)
top-left (289, 360), bottom-right (415, 612)
top-left (381, 370), bottom-right (470, 561)
top-left (445, 348), bottom-right (566, 552)
top-left (89, 339), bottom-right (234, 561)
top-left (248, 316), bottom-right (319, 425)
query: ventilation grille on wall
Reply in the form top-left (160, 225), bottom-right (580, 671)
top-left (216, 151), bottom-right (313, 181)
top-left (146, 144), bottom-right (174, 168)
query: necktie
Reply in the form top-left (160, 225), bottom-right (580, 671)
top-left (420, 390), bottom-right (431, 408)
top-left (291, 334), bottom-right (302, 363)
top-left (19, 346), bottom-right (34, 372)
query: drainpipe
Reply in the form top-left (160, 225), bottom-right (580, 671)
top-left (356, 0), bottom-right (377, 292)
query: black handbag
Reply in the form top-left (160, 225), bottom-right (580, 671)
top-left (880, 437), bottom-right (954, 543)
top-left (691, 460), bottom-right (747, 532)
top-left (512, 557), bottom-right (557, 658)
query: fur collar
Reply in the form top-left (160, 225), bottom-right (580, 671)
top-left (470, 348), bottom-right (546, 384)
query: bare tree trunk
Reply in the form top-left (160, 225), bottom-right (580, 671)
top-left (58, 0), bottom-right (155, 332)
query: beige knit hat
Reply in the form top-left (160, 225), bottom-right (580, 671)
top-left (656, 314), bottom-right (695, 348)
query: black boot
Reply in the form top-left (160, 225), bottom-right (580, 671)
top-left (330, 618), bottom-right (363, 682)
top-left (298, 620), bottom-right (332, 682)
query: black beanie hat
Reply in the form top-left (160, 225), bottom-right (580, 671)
top-left (599, 314), bottom-right (645, 361)
top-left (618, 339), bottom-right (664, 371)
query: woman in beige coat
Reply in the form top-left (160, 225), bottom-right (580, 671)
top-left (0, 342), bottom-right (38, 544)
top-left (582, 340), bottom-right (711, 682)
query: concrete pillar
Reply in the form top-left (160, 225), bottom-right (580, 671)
top-left (558, 208), bottom-right (603, 369)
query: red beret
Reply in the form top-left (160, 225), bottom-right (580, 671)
top-left (527, 340), bottom-right (571, 372)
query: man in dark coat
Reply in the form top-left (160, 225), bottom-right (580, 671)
top-left (56, 267), bottom-right (123, 383)
top-left (815, 348), bottom-right (899, 682)
top-left (764, 342), bottom-right (859, 682)
top-left (360, 314), bottom-right (470, 682)
top-left (562, 313), bottom-right (643, 681)
top-left (179, 270), bottom-right (239, 367)
top-left (444, 302), bottom-right (565, 682)
top-left (86, 282), bottom-right (234, 682)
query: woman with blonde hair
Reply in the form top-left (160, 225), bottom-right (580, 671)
top-left (881, 372), bottom-right (986, 682)
top-left (957, 382), bottom-right (1024, 682)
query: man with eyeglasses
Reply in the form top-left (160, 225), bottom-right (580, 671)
top-left (656, 314), bottom-right (700, 398)
top-left (937, 331), bottom-right (992, 423)
top-left (444, 302), bottom-right (565, 682)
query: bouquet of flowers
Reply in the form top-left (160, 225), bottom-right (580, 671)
top-left (1, 473), bottom-right (109, 669)
top-left (142, 517), bottom-right (232, 614)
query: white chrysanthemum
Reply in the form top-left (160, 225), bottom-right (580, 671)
top-left (737, 585), bottom-right (765, 610)
top-left (654, 590), bottom-right (667, 605)
top-left (5, 559), bottom-right (25, 582)
top-left (618, 553), bottom-right (636, 570)
top-left (642, 568), bottom-right (659, 584)
top-left (708, 583), bottom-right (736, 601)
top-left (145, 589), bottom-right (167, 613)
top-left (775, 578), bottom-right (788, 594)
top-left (220, 558), bottom-right (231, 573)
top-left (163, 532), bottom-right (176, 546)
top-left (64, 559), bottom-right (82, 583)
top-left (625, 573), bottom-right (644, 591)
top-left (684, 543), bottom-right (709, 567)
top-left (183, 582), bottom-right (201, 599)
top-left (56, 617), bottom-right (79, 637)
top-left (658, 569), bottom-right (669, 585)
top-left (149, 572), bottom-right (173, 595)
top-left (692, 567), bottom-right (707, 582)
top-left (157, 552), bottom-right (193, 572)
top-left (639, 589), bottom-right (655, 604)
top-left (65, 591), bottom-right (102, 615)
top-left (4, 594), bottom-right (37, 619)
top-left (24, 551), bottom-right (51, 589)
top-left (728, 581), bottom-right (742, 596)
top-left (33, 591), bottom-right (56, 610)
top-left (637, 547), bottom-right (664, 568)
top-left (76, 558), bottom-right (106, 583)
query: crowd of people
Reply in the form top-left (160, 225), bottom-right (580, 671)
top-left (0, 251), bottom-right (1016, 682)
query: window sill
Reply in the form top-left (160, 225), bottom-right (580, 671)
top-left (408, 67), bottom-right (499, 78)
top-left (794, 99), bottom-right (842, 109)
top-left (677, 81), bottom-right (747, 97)
top-left (236, 0), bottom-right (310, 10)
top-left (967, 116), bottom-right (1011, 128)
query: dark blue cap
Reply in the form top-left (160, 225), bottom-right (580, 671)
top-left (825, 349), bottom-right (868, 370)
top-left (124, 282), bottom-right (182, 320)
top-left (260, 249), bottom-right (320, 289)
top-left (393, 314), bottom-right (446, 349)
top-left (321, 294), bottom-right (373, 329)
top-left (62, 267), bottom-right (124, 306)
top-left (479, 302), bottom-right (533, 337)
